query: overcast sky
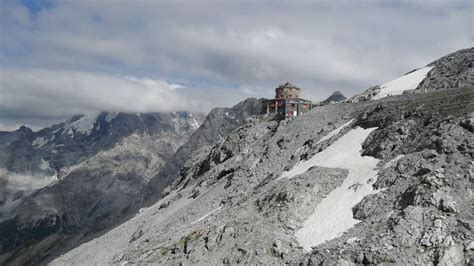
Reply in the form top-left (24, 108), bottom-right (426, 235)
top-left (0, 0), bottom-right (472, 131)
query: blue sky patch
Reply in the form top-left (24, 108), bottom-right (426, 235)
top-left (19, 0), bottom-right (53, 17)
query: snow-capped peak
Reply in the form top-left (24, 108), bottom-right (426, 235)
top-left (64, 112), bottom-right (100, 135)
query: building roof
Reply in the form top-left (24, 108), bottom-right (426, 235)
top-left (277, 82), bottom-right (300, 90)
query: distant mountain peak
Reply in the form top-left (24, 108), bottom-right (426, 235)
top-left (321, 91), bottom-right (347, 105)
top-left (330, 91), bottom-right (344, 96)
top-left (16, 125), bottom-right (33, 132)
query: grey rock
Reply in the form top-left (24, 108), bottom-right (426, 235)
top-left (416, 47), bottom-right (474, 92)
top-left (149, 98), bottom-right (263, 196)
top-left (437, 244), bottom-right (465, 265)
top-left (345, 85), bottom-right (381, 103)
top-left (459, 116), bottom-right (474, 132)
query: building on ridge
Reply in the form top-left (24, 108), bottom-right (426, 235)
top-left (262, 82), bottom-right (312, 118)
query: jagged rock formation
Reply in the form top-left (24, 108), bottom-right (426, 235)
top-left (320, 91), bottom-right (347, 105)
top-left (417, 47), bottom-right (474, 92)
top-left (0, 112), bottom-right (206, 264)
top-left (149, 98), bottom-right (263, 196)
top-left (52, 48), bottom-right (474, 265)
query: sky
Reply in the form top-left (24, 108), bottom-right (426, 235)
top-left (0, 0), bottom-right (472, 131)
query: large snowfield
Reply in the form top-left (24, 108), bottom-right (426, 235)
top-left (281, 127), bottom-right (380, 251)
top-left (372, 66), bottom-right (434, 100)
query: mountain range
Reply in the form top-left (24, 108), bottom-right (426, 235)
top-left (0, 112), bottom-right (205, 263)
top-left (1, 47), bottom-right (473, 265)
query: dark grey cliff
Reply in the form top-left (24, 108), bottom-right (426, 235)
top-left (149, 98), bottom-right (263, 194)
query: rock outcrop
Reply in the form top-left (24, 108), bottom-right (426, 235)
top-left (416, 47), bottom-right (474, 92)
top-left (149, 98), bottom-right (263, 196)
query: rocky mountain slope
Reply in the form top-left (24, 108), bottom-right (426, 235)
top-left (149, 98), bottom-right (263, 196)
top-left (53, 48), bottom-right (474, 265)
top-left (348, 47), bottom-right (474, 103)
top-left (0, 112), bottom-right (207, 264)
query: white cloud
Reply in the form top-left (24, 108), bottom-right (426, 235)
top-left (0, 0), bottom-right (472, 128)
top-left (125, 77), bottom-right (184, 91)
top-left (0, 67), bottom-right (214, 119)
top-left (0, 122), bottom-right (24, 132)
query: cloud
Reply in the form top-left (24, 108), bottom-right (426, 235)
top-left (0, 122), bottom-right (26, 132)
top-left (0, 0), bottom-right (472, 129)
top-left (0, 67), bottom-right (216, 119)
top-left (0, 67), bottom-right (255, 130)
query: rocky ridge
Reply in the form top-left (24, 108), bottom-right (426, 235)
top-left (149, 98), bottom-right (263, 196)
top-left (348, 47), bottom-right (474, 103)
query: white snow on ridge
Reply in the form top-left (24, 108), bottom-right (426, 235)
top-left (32, 137), bottom-right (48, 148)
top-left (189, 113), bottom-right (201, 129)
top-left (105, 112), bottom-right (119, 122)
top-left (372, 66), bottom-right (434, 100)
top-left (280, 127), bottom-right (380, 251)
top-left (190, 117), bottom-right (201, 129)
top-left (190, 205), bottom-right (223, 225)
top-left (316, 119), bottom-right (354, 144)
top-left (65, 112), bottom-right (100, 135)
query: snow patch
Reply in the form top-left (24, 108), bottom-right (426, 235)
top-left (224, 111), bottom-right (236, 119)
top-left (190, 205), bottom-right (223, 225)
top-left (372, 66), bottom-right (434, 100)
top-left (65, 112), bottom-right (100, 135)
top-left (382, 154), bottom-right (405, 169)
top-left (32, 137), bottom-right (48, 148)
top-left (190, 117), bottom-right (201, 129)
top-left (346, 237), bottom-right (359, 244)
top-left (280, 127), bottom-right (380, 251)
top-left (105, 112), bottom-right (119, 122)
top-left (38, 158), bottom-right (50, 170)
top-left (316, 119), bottom-right (354, 144)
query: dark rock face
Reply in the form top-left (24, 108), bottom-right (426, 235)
top-left (416, 47), bottom-right (474, 92)
top-left (321, 91), bottom-right (347, 105)
top-left (149, 98), bottom-right (263, 194)
top-left (0, 111), bottom-right (205, 264)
